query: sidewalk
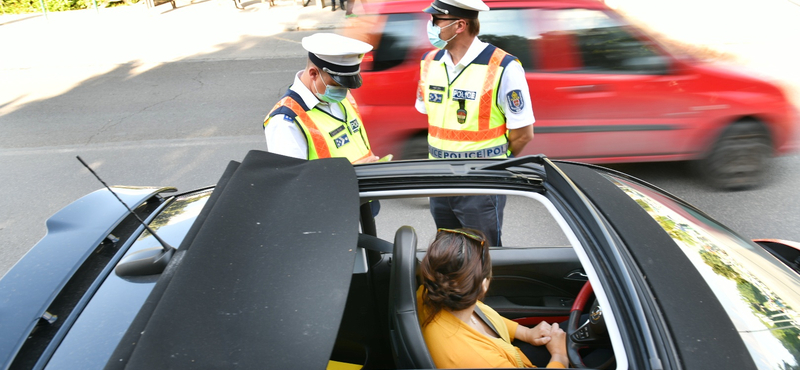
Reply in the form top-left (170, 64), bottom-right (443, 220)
top-left (0, 0), bottom-right (352, 71)
top-left (0, 0), bottom-right (349, 30)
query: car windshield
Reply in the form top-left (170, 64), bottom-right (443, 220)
top-left (604, 174), bottom-right (800, 370)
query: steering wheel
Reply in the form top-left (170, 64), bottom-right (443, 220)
top-left (567, 281), bottom-right (613, 369)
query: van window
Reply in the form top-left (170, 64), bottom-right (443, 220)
top-left (531, 9), bottom-right (664, 74)
top-left (372, 13), bottom-right (426, 71)
top-left (478, 9), bottom-right (537, 71)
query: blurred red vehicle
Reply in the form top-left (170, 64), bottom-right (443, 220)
top-left (344, 0), bottom-right (799, 189)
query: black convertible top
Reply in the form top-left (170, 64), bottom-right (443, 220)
top-left (112, 151), bottom-right (360, 369)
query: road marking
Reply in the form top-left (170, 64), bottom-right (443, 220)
top-left (0, 136), bottom-right (264, 156)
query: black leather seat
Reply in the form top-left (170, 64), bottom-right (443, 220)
top-left (388, 226), bottom-right (435, 369)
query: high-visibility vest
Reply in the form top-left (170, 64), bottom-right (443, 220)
top-left (265, 90), bottom-right (374, 162)
top-left (418, 45), bottom-right (519, 159)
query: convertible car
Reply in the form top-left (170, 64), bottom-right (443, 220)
top-left (1, 151), bottom-right (799, 370)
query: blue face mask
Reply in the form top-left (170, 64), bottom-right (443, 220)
top-left (427, 19), bottom-right (458, 49)
top-left (313, 73), bottom-right (348, 103)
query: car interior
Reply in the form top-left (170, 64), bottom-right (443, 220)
top-left (329, 191), bottom-right (621, 369)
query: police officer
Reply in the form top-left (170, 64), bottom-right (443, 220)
top-left (264, 33), bottom-right (379, 164)
top-left (416, 0), bottom-right (535, 246)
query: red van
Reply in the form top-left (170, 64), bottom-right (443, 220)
top-left (344, 0), bottom-right (798, 189)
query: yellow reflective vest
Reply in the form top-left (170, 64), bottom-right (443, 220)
top-left (418, 45), bottom-right (519, 159)
top-left (264, 91), bottom-right (373, 162)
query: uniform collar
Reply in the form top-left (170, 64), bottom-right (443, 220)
top-left (442, 37), bottom-right (488, 69)
top-left (289, 70), bottom-right (325, 110)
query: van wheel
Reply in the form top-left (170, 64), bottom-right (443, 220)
top-left (403, 134), bottom-right (429, 160)
top-left (700, 120), bottom-right (772, 191)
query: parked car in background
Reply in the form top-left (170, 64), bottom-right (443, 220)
top-left (343, 0), bottom-right (799, 190)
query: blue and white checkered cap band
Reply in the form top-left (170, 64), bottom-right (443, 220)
top-left (428, 143), bottom-right (509, 159)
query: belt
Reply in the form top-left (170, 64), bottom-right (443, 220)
top-left (428, 143), bottom-right (509, 159)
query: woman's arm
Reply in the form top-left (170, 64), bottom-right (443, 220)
top-left (516, 322), bottom-right (569, 367)
top-left (514, 321), bottom-right (553, 346)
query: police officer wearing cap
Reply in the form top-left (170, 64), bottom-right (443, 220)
top-left (417, 0), bottom-right (535, 246)
top-left (264, 33), bottom-right (380, 164)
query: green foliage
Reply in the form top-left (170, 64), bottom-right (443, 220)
top-left (633, 198), bottom-right (653, 212)
top-left (0, 0), bottom-right (139, 14)
top-left (700, 251), bottom-right (741, 281)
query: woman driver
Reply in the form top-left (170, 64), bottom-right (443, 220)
top-left (417, 228), bottom-right (568, 368)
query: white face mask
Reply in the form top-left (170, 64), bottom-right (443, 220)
top-left (427, 19), bottom-right (459, 49)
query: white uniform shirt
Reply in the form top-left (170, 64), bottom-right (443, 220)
top-left (414, 38), bottom-right (534, 130)
top-left (264, 71), bottom-right (346, 160)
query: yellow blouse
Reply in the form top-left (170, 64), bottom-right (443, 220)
top-left (417, 288), bottom-right (565, 369)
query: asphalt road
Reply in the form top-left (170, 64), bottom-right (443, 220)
top-left (2, 26), bottom-right (800, 277)
top-left (0, 28), bottom-right (313, 276)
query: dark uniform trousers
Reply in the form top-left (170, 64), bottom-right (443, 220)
top-left (429, 195), bottom-right (507, 247)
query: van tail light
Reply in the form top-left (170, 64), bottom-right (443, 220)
top-left (361, 51), bottom-right (375, 71)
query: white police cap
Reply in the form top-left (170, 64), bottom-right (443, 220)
top-left (302, 33), bottom-right (373, 89)
top-left (423, 0), bottom-right (489, 19)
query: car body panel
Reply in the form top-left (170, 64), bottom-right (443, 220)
top-left (592, 168), bottom-right (800, 369)
top-left (44, 189), bottom-right (212, 370)
top-left (619, 174), bottom-right (800, 369)
top-left (0, 186), bottom-right (175, 370)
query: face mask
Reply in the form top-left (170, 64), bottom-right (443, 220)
top-left (313, 72), bottom-right (348, 103)
top-left (427, 19), bottom-right (458, 49)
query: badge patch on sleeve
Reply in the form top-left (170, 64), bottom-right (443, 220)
top-left (429, 85), bottom-right (445, 91)
top-left (428, 93), bottom-right (443, 104)
top-left (348, 119), bottom-right (360, 134)
top-left (334, 134), bottom-right (350, 148)
top-left (282, 115), bottom-right (294, 122)
top-left (506, 90), bottom-right (524, 114)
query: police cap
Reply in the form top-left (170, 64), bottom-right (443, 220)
top-left (302, 33), bottom-right (373, 89)
top-left (423, 0), bottom-right (489, 19)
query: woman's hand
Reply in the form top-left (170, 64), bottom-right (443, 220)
top-left (516, 321), bottom-right (553, 346)
top-left (545, 323), bottom-right (568, 366)
top-left (529, 321), bottom-right (554, 343)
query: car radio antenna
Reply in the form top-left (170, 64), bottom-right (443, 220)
top-left (77, 156), bottom-right (176, 276)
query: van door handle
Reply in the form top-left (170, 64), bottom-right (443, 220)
top-left (556, 84), bottom-right (608, 93)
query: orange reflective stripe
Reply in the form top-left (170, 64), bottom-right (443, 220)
top-left (428, 48), bottom-right (508, 142)
top-left (271, 96), bottom-right (331, 158)
top-left (345, 93), bottom-right (363, 123)
top-left (479, 48), bottom-right (507, 130)
top-left (418, 50), bottom-right (438, 102)
top-left (429, 124), bottom-right (507, 142)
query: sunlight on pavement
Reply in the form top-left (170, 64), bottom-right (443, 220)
top-left (0, 0), bottom-right (313, 115)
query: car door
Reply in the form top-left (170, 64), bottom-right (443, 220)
top-left (508, 8), bottom-right (700, 162)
